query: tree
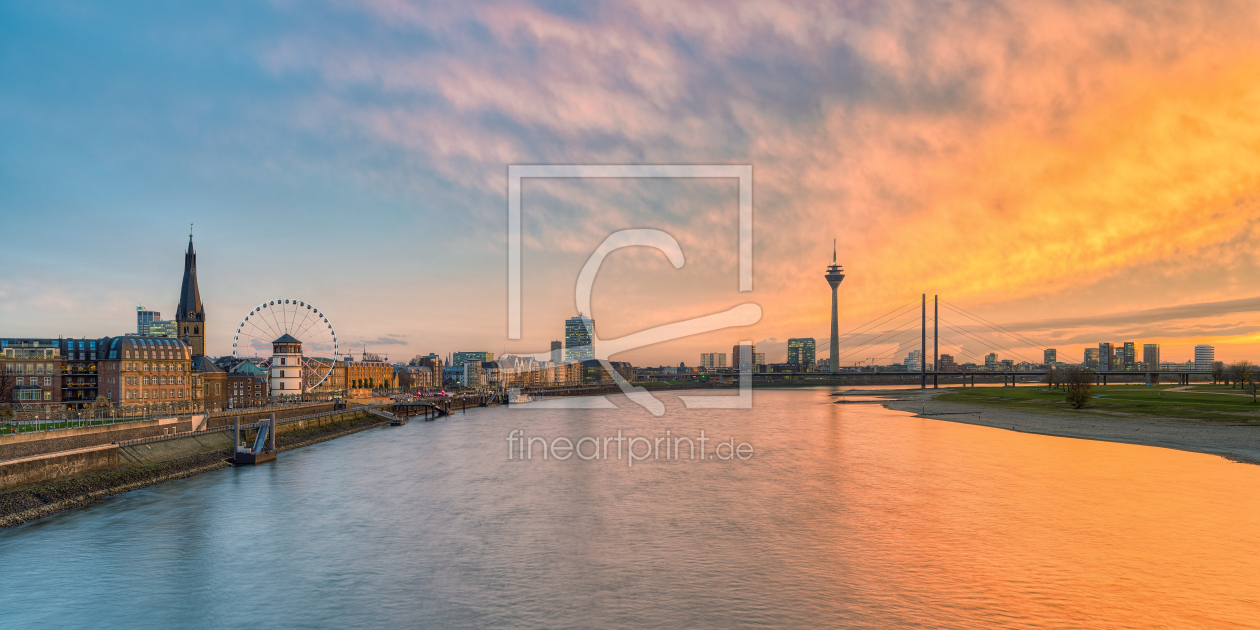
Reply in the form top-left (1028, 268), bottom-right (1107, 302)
top-left (1237, 361), bottom-right (1254, 394)
top-left (1064, 367), bottom-right (1093, 409)
top-left (1212, 361), bottom-right (1226, 385)
top-left (0, 368), bottom-right (14, 408)
top-left (1042, 366), bottom-right (1061, 391)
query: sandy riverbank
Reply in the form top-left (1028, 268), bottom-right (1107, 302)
top-left (849, 388), bottom-right (1260, 465)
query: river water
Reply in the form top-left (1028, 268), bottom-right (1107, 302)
top-left (2, 389), bottom-right (1258, 628)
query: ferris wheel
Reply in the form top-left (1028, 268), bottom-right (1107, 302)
top-left (233, 299), bottom-right (338, 391)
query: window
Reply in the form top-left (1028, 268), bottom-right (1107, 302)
top-left (280, 357), bottom-right (286, 366)
top-left (143, 377), bottom-right (149, 385)
top-left (179, 389), bottom-right (183, 398)
top-left (15, 377), bottom-right (22, 385)
top-left (43, 377), bottom-right (51, 386)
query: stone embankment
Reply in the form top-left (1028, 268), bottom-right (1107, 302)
top-left (1, 410), bottom-right (388, 529)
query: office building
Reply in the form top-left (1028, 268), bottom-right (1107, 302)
top-left (150, 321), bottom-right (177, 338)
top-left (137, 307), bottom-right (159, 335)
top-left (136, 308), bottom-right (177, 338)
top-left (1143, 344), bottom-right (1160, 370)
top-left (1044, 348), bottom-right (1057, 365)
top-left (1123, 342), bottom-right (1136, 369)
top-left (938, 354), bottom-right (956, 372)
top-left (905, 350), bottom-right (922, 372)
top-left (452, 352), bottom-right (494, 368)
top-left (787, 338), bottom-right (816, 371)
top-left (1084, 348), bottom-right (1099, 370)
top-left (732, 343), bottom-right (758, 371)
top-left (550, 341), bottom-right (562, 364)
top-left (984, 353), bottom-right (998, 370)
top-left (1194, 345), bottom-right (1215, 371)
top-left (565, 314), bottom-right (595, 363)
top-left (700, 353), bottom-right (727, 370)
top-left (1098, 343), bottom-right (1114, 371)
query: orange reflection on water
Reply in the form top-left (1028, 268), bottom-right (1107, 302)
top-left (803, 393), bottom-right (1260, 628)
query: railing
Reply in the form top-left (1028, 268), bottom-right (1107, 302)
top-left (116, 406), bottom-right (370, 448)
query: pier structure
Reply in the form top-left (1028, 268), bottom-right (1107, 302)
top-left (233, 413), bottom-right (276, 465)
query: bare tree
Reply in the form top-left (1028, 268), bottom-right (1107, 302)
top-left (1237, 361), bottom-right (1254, 393)
top-left (1212, 361), bottom-right (1226, 385)
top-left (1042, 366), bottom-right (1061, 391)
top-left (1065, 367), bottom-right (1093, 409)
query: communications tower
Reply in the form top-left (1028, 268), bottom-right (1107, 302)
top-left (825, 240), bottom-right (845, 372)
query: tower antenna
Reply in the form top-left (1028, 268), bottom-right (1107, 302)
top-left (189, 223), bottom-right (193, 241)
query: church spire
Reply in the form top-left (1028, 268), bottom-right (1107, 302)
top-left (177, 231), bottom-right (206, 357)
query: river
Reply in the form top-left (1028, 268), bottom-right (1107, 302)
top-left (2, 389), bottom-right (1258, 628)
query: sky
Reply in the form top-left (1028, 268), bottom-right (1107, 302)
top-left (2, 0), bottom-right (1259, 368)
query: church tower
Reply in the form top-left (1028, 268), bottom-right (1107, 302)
top-left (177, 229), bottom-right (206, 357)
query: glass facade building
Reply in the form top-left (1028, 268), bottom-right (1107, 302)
top-left (787, 338), bottom-right (816, 371)
top-left (565, 316), bottom-right (595, 363)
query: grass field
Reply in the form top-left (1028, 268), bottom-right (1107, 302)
top-left (937, 385), bottom-right (1260, 424)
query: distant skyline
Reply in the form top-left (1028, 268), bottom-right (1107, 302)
top-left (3, 1), bottom-right (1259, 366)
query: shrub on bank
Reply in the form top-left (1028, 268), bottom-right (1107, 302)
top-left (1064, 367), bottom-right (1093, 409)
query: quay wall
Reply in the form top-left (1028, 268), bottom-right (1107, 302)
top-left (205, 403), bottom-right (336, 430)
top-left (2, 409), bottom-right (384, 527)
top-left (1, 445), bottom-right (120, 490)
top-left (0, 417), bottom-right (190, 463)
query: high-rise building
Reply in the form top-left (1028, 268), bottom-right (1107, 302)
top-left (1098, 343), bottom-right (1114, 371)
top-left (1123, 342), bottom-right (1136, 370)
top-left (938, 354), bottom-right (956, 372)
top-left (984, 352), bottom-right (998, 370)
top-left (700, 353), bottom-right (727, 370)
top-left (1194, 345), bottom-right (1215, 371)
top-left (176, 232), bottom-right (206, 357)
top-left (1084, 348), bottom-right (1099, 370)
top-left (550, 341), bottom-right (562, 364)
top-left (732, 343), bottom-right (758, 371)
top-left (137, 307), bottom-right (159, 336)
top-left (787, 338), bottom-right (816, 371)
top-left (905, 350), bottom-right (922, 372)
top-left (565, 314), bottom-right (595, 363)
top-left (1043, 348), bottom-right (1057, 365)
top-left (453, 352), bottom-right (494, 368)
top-left (824, 241), bottom-right (845, 372)
top-left (1143, 344), bottom-right (1160, 370)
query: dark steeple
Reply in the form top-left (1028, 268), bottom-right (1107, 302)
top-left (177, 226), bottom-right (206, 357)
